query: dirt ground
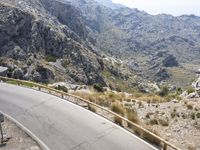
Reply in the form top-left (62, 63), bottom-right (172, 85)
top-left (0, 117), bottom-right (41, 150)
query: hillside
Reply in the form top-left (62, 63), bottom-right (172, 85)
top-left (0, 0), bottom-right (138, 91)
top-left (66, 0), bottom-right (200, 87)
top-left (0, 0), bottom-right (200, 89)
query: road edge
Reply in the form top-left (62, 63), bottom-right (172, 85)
top-left (0, 110), bottom-right (50, 150)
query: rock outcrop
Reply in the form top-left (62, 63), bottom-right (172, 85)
top-left (0, 0), bottom-right (107, 85)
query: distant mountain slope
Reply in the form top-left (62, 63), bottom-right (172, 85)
top-left (1, 0), bottom-right (199, 88)
top-left (65, 0), bottom-right (200, 86)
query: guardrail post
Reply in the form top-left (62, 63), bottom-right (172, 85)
top-left (61, 93), bottom-right (64, 98)
top-left (163, 143), bottom-right (167, 150)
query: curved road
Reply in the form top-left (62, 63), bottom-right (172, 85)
top-left (0, 83), bottom-right (157, 150)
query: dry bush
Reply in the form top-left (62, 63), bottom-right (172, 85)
top-left (146, 112), bottom-right (154, 119)
top-left (141, 128), bottom-right (161, 146)
top-left (137, 94), bottom-right (164, 103)
top-left (171, 112), bottom-right (176, 118)
top-left (131, 126), bottom-right (161, 146)
top-left (149, 118), bottom-right (159, 125)
top-left (126, 109), bottom-right (140, 126)
top-left (187, 104), bottom-right (193, 110)
top-left (88, 105), bottom-right (96, 113)
top-left (111, 103), bottom-right (125, 116)
top-left (114, 116), bottom-right (123, 126)
top-left (158, 118), bottom-right (169, 126)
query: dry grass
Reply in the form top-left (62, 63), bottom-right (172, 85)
top-left (113, 116), bottom-right (123, 126)
top-left (136, 94), bottom-right (164, 103)
top-left (130, 126), bottom-right (161, 146)
top-left (88, 104), bottom-right (96, 113)
top-left (126, 109), bottom-right (140, 126)
top-left (141, 128), bottom-right (161, 146)
top-left (111, 103), bottom-right (125, 116)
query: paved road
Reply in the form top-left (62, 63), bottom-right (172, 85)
top-left (0, 83), bottom-right (157, 150)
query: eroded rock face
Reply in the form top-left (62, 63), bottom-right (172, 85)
top-left (0, 1), bottom-right (107, 85)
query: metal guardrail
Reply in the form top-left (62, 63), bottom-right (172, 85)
top-left (0, 76), bottom-right (181, 150)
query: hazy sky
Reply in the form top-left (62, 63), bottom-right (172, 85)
top-left (112, 0), bottom-right (200, 16)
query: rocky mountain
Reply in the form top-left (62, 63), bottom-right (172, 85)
top-left (65, 0), bottom-right (200, 87)
top-left (0, 0), bottom-right (137, 91)
top-left (0, 0), bottom-right (200, 89)
top-left (0, 0), bottom-right (105, 84)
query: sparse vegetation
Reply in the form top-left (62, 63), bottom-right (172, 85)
top-left (187, 86), bottom-right (195, 94)
top-left (45, 55), bottom-right (57, 62)
top-left (149, 119), bottom-right (159, 125)
top-left (88, 104), bottom-right (96, 113)
top-left (196, 112), bottom-right (200, 118)
top-left (7, 80), bottom-right (34, 87)
top-left (55, 85), bottom-right (68, 93)
top-left (141, 128), bottom-right (161, 146)
top-left (191, 112), bottom-right (196, 120)
top-left (111, 103), bottom-right (124, 116)
top-left (93, 83), bottom-right (104, 92)
top-left (126, 109), bottom-right (140, 125)
top-left (158, 118), bottom-right (169, 126)
top-left (113, 116), bottom-right (123, 126)
top-left (187, 104), bottom-right (193, 110)
top-left (158, 86), bottom-right (169, 97)
top-left (171, 112), bottom-right (176, 119)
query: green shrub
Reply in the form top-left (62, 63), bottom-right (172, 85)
top-left (45, 55), bottom-right (57, 62)
top-left (93, 83), bottom-right (104, 92)
top-left (56, 85), bottom-right (68, 93)
top-left (196, 112), bottom-right (200, 118)
top-left (61, 60), bottom-right (70, 68)
top-left (187, 87), bottom-right (195, 94)
top-left (191, 112), bottom-right (196, 120)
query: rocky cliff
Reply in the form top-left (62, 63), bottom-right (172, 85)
top-left (0, 0), bottom-right (106, 84)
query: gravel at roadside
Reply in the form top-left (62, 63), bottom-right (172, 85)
top-left (0, 117), bottom-right (41, 150)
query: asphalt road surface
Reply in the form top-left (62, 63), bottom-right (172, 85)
top-left (0, 83), bottom-right (157, 150)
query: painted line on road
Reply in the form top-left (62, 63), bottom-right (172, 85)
top-left (0, 110), bottom-right (50, 150)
